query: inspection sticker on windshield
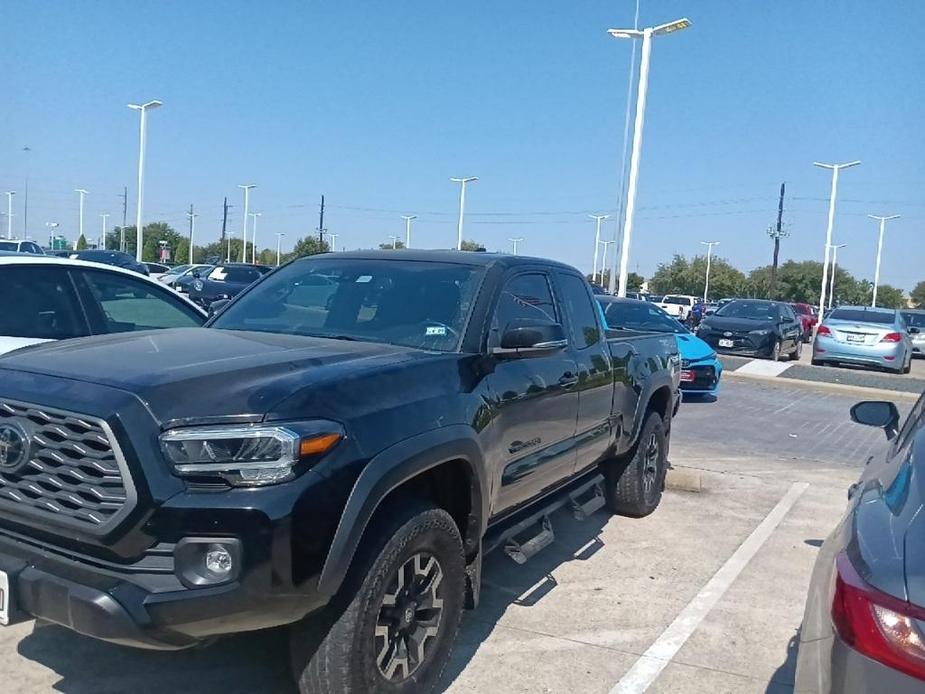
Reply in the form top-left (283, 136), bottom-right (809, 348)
top-left (426, 326), bottom-right (447, 336)
top-left (355, 275), bottom-right (373, 283)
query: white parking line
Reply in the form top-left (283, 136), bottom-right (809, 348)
top-left (609, 481), bottom-right (809, 694)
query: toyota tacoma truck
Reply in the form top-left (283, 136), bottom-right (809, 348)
top-left (0, 250), bottom-right (680, 693)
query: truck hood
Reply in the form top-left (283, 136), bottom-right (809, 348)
top-left (0, 328), bottom-right (430, 425)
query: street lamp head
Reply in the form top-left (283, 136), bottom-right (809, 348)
top-left (588, 214), bottom-right (610, 221)
top-left (450, 177), bottom-right (478, 184)
top-left (128, 100), bottom-right (163, 111)
top-left (700, 240), bottom-right (720, 246)
top-left (74, 189), bottom-right (89, 195)
top-left (607, 28), bottom-right (644, 39)
top-left (238, 184), bottom-right (257, 190)
top-left (867, 214), bottom-right (900, 222)
top-left (653, 18), bottom-right (692, 35)
top-left (401, 214), bottom-right (417, 221)
top-left (814, 160), bottom-right (861, 170)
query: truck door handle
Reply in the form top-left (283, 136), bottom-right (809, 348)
top-left (559, 373), bottom-right (579, 388)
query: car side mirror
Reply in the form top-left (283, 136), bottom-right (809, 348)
top-left (705, 308), bottom-right (715, 316)
top-left (493, 320), bottom-right (567, 358)
top-left (192, 271), bottom-right (201, 278)
top-left (850, 401), bottom-right (901, 440)
top-left (208, 298), bottom-right (231, 317)
top-left (910, 327), bottom-right (921, 335)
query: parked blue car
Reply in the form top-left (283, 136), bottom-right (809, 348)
top-left (597, 296), bottom-right (723, 397)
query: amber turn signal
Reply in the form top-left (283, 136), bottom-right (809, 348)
top-left (299, 433), bottom-right (343, 457)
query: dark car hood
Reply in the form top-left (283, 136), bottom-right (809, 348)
top-left (0, 328), bottom-right (432, 425)
top-left (702, 316), bottom-right (776, 332)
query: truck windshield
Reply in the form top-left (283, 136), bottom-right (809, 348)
top-left (211, 258), bottom-right (484, 352)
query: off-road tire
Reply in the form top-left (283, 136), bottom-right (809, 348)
top-left (603, 411), bottom-right (668, 518)
top-left (290, 503), bottom-right (466, 694)
top-left (769, 340), bottom-right (782, 362)
top-left (790, 339), bottom-right (802, 361)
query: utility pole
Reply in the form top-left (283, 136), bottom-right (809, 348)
top-left (221, 196), bottom-right (229, 248)
top-left (121, 186), bottom-right (128, 251)
top-left (767, 182), bottom-right (788, 299)
top-left (187, 204), bottom-right (198, 264)
top-left (317, 195), bottom-right (326, 246)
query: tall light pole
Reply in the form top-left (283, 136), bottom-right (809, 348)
top-left (599, 240), bottom-right (616, 288)
top-left (249, 212), bottom-right (262, 263)
top-left (238, 184), bottom-right (256, 263)
top-left (401, 214), bottom-right (417, 248)
top-left (100, 213), bottom-right (110, 249)
top-left (45, 222), bottom-right (59, 248)
top-left (226, 231), bottom-right (235, 263)
top-left (4, 191), bottom-right (14, 239)
top-left (450, 177), bottom-right (477, 250)
top-left (128, 100), bottom-right (162, 262)
top-left (275, 232), bottom-right (285, 266)
top-left (589, 214), bottom-right (609, 283)
top-left (813, 160), bottom-right (860, 322)
top-left (867, 214), bottom-right (899, 307)
top-left (186, 210), bottom-right (198, 264)
top-left (828, 243), bottom-right (847, 310)
top-left (700, 241), bottom-right (720, 302)
top-left (509, 237), bottom-right (524, 255)
top-left (328, 233), bottom-right (338, 251)
top-left (608, 18), bottom-right (692, 297)
top-left (75, 189), bottom-right (89, 248)
top-left (389, 235), bottom-right (400, 249)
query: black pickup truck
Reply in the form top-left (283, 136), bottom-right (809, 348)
top-left (0, 250), bottom-right (679, 693)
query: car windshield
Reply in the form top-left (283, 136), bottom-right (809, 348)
top-left (828, 308), bottom-right (895, 325)
top-left (0, 241), bottom-right (18, 252)
top-left (663, 296), bottom-right (690, 305)
top-left (211, 258), bottom-right (484, 352)
top-left (901, 312), bottom-right (925, 329)
top-left (601, 300), bottom-right (688, 335)
top-left (715, 300), bottom-right (781, 321)
top-left (163, 264), bottom-right (190, 276)
top-left (208, 266), bottom-right (266, 283)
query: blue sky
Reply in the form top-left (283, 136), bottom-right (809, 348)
top-left (4, 1), bottom-right (924, 289)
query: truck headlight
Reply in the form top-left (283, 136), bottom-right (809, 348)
top-left (749, 329), bottom-right (771, 336)
top-left (160, 423), bottom-right (343, 487)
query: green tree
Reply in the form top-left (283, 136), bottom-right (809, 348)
top-left (459, 239), bottom-right (483, 251)
top-left (910, 281), bottom-right (925, 308)
top-left (648, 254), bottom-right (745, 299)
top-left (379, 240), bottom-right (406, 250)
top-left (874, 284), bottom-right (906, 309)
top-left (292, 236), bottom-right (330, 258)
top-left (103, 222), bottom-right (183, 262)
top-left (75, 234), bottom-right (89, 250)
top-left (585, 271), bottom-right (643, 292)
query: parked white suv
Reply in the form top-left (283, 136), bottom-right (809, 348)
top-left (658, 294), bottom-right (699, 321)
top-left (0, 239), bottom-right (44, 254)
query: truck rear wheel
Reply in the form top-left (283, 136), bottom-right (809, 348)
top-left (291, 503), bottom-right (465, 694)
top-left (603, 412), bottom-right (668, 518)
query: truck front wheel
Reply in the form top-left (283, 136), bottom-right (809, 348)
top-left (603, 411), bottom-right (668, 518)
top-left (291, 503), bottom-right (465, 694)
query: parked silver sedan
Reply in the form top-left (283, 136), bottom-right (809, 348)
top-left (812, 306), bottom-right (915, 374)
top-left (901, 309), bottom-right (925, 358)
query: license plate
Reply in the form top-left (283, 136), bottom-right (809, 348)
top-left (718, 339), bottom-right (734, 348)
top-left (680, 370), bottom-right (695, 383)
top-left (0, 570), bottom-right (8, 626)
top-left (846, 334), bottom-right (865, 344)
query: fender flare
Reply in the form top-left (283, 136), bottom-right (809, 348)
top-left (316, 425), bottom-right (488, 598)
top-left (629, 372), bottom-right (677, 445)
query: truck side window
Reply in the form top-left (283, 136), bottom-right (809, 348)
top-left (558, 274), bottom-right (601, 349)
top-left (493, 273), bottom-right (557, 333)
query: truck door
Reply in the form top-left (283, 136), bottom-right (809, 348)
top-left (484, 271), bottom-right (580, 514)
top-left (554, 272), bottom-right (619, 473)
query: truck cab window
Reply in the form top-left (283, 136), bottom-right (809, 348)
top-left (557, 274), bottom-right (601, 349)
top-left (493, 273), bottom-right (557, 333)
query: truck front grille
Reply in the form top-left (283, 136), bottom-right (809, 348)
top-left (0, 399), bottom-right (136, 533)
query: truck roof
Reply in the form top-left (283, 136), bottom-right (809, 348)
top-left (297, 249), bottom-right (579, 272)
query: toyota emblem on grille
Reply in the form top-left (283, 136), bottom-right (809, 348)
top-left (0, 423), bottom-right (29, 472)
top-left (723, 331), bottom-right (733, 337)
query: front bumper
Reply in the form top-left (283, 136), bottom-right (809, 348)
top-left (699, 332), bottom-right (773, 358)
top-left (813, 336), bottom-right (906, 369)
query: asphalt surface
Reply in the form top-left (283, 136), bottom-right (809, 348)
top-left (0, 380), bottom-right (904, 693)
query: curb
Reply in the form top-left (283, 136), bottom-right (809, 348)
top-left (725, 369), bottom-right (921, 401)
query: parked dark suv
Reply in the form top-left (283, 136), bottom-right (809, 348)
top-left (796, 391), bottom-right (925, 691)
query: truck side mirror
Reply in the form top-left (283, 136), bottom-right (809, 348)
top-left (850, 401), bottom-right (900, 440)
top-left (208, 298), bottom-right (232, 317)
top-left (493, 320), bottom-right (567, 358)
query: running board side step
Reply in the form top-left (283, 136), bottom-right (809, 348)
top-left (504, 516), bottom-right (554, 564)
top-left (570, 480), bottom-right (605, 521)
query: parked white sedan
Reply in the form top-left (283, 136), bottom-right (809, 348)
top-left (0, 253), bottom-right (207, 356)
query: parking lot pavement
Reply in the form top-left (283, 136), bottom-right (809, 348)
top-left (0, 380), bottom-right (901, 693)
